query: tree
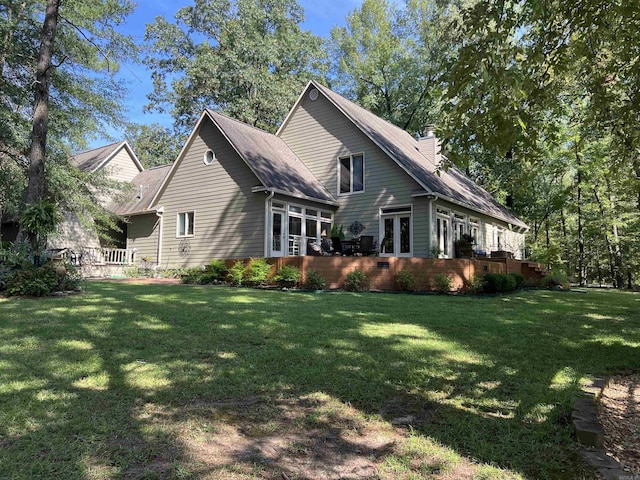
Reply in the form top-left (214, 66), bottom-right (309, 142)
top-left (145, 0), bottom-right (328, 134)
top-left (125, 123), bottom-right (183, 168)
top-left (329, 0), bottom-right (464, 134)
top-left (1, 0), bottom-right (136, 246)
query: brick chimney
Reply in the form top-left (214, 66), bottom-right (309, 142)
top-left (417, 124), bottom-right (440, 165)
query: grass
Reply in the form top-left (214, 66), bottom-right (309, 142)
top-left (0, 283), bottom-right (638, 479)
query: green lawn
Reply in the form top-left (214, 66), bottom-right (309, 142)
top-left (1, 283), bottom-right (638, 479)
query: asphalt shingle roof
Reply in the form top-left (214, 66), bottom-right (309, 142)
top-left (311, 82), bottom-right (527, 228)
top-left (108, 164), bottom-right (171, 216)
top-left (207, 110), bottom-right (337, 205)
top-left (71, 141), bottom-right (124, 172)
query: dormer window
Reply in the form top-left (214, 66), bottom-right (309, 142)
top-left (338, 153), bottom-right (364, 195)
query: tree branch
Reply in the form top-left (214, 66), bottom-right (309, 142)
top-left (60, 15), bottom-right (111, 72)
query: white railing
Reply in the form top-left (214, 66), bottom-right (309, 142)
top-left (65, 247), bottom-right (135, 266)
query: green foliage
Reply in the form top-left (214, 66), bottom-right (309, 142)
top-left (463, 275), bottom-right (485, 294)
top-left (144, 0), bottom-right (327, 133)
top-left (509, 273), bottom-right (525, 290)
top-left (4, 261), bottom-right (80, 297)
top-left (125, 123), bottom-right (183, 167)
top-left (227, 260), bottom-right (245, 286)
top-left (330, 224), bottom-right (345, 240)
top-left (179, 267), bottom-right (205, 285)
top-left (201, 259), bottom-right (228, 284)
top-left (396, 270), bottom-right (414, 291)
top-left (19, 201), bottom-right (61, 249)
top-left (273, 264), bottom-right (301, 288)
top-left (542, 273), bottom-right (571, 290)
top-left (344, 269), bottom-right (369, 292)
top-left (329, 0), bottom-right (458, 133)
top-left (433, 273), bottom-right (453, 293)
top-left (483, 274), bottom-right (517, 294)
top-left (243, 258), bottom-right (273, 286)
top-left (304, 270), bottom-right (326, 290)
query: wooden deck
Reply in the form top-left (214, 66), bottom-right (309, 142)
top-left (263, 256), bottom-right (547, 291)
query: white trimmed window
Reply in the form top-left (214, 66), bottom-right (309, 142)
top-left (380, 206), bottom-right (412, 257)
top-left (338, 153), bottom-right (364, 195)
top-left (177, 211), bottom-right (195, 237)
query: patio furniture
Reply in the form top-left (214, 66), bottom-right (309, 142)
top-left (331, 236), bottom-right (354, 256)
top-left (358, 235), bottom-right (376, 256)
top-left (306, 241), bottom-right (322, 256)
top-left (320, 238), bottom-right (334, 255)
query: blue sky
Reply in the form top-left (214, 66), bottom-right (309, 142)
top-left (94, 0), bottom-right (363, 148)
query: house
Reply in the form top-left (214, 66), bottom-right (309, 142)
top-left (46, 141), bottom-right (172, 270)
top-left (119, 80), bottom-right (527, 270)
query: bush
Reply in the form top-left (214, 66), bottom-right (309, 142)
top-left (227, 261), bottom-right (245, 286)
top-left (344, 269), bottom-right (369, 292)
top-left (434, 273), bottom-right (453, 293)
top-left (304, 270), bottom-right (326, 290)
top-left (509, 273), bottom-right (525, 290)
top-left (542, 272), bottom-right (571, 290)
top-left (463, 275), bottom-right (485, 294)
top-left (483, 273), bottom-right (517, 293)
top-left (243, 258), bottom-right (272, 285)
top-left (396, 270), bottom-right (414, 291)
top-left (179, 267), bottom-right (205, 284)
top-left (4, 261), bottom-right (80, 297)
top-left (273, 264), bottom-right (301, 288)
top-left (198, 259), bottom-right (228, 284)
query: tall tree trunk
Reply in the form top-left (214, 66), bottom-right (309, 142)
top-left (18, 0), bottom-right (61, 246)
top-left (575, 144), bottom-right (586, 286)
top-left (593, 187), bottom-right (617, 286)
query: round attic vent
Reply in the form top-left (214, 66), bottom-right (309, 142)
top-left (309, 88), bottom-right (319, 101)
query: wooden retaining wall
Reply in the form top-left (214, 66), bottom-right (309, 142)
top-left (222, 257), bottom-right (546, 291)
top-left (270, 257), bottom-right (506, 290)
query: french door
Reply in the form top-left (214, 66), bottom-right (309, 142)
top-left (380, 208), bottom-right (412, 257)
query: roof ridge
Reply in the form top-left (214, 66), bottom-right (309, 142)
top-left (207, 109), bottom-right (281, 139)
top-left (73, 140), bottom-right (123, 157)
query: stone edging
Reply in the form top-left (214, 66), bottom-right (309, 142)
top-left (572, 376), bottom-right (637, 480)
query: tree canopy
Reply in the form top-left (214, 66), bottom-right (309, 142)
top-left (144, 0), bottom-right (328, 134)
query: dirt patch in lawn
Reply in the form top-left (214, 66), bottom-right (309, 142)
top-left (112, 394), bottom-right (484, 480)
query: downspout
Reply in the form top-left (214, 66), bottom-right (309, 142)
top-left (155, 206), bottom-right (164, 270)
top-left (264, 190), bottom-right (275, 257)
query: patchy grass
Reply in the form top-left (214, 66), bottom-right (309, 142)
top-left (0, 283), bottom-right (638, 479)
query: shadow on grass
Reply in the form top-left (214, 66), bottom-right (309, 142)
top-left (0, 284), bottom-right (638, 478)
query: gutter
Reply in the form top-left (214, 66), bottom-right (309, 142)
top-left (412, 191), bottom-right (529, 232)
top-left (252, 186), bottom-right (339, 207)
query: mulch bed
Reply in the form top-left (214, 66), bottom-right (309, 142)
top-left (598, 373), bottom-right (640, 475)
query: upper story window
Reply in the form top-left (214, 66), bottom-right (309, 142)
top-left (338, 153), bottom-right (364, 195)
top-left (177, 211), bottom-right (195, 237)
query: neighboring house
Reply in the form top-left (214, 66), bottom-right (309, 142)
top-left (48, 141), bottom-right (173, 269)
top-left (121, 80), bottom-right (528, 269)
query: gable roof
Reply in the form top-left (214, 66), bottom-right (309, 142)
top-left (207, 110), bottom-right (337, 206)
top-left (279, 81), bottom-right (527, 229)
top-left (107, 164), bottom-right (171, 216)
top-left (72, 141), bottom-right (144, 174)
top-left (150, 110), bottom-right (337, 209)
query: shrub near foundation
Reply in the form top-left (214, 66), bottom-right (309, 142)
top-left (396, 270), bottom-right (414, 291)
top-left (304, 270), bottom-right (326, 290)
top-left (484, 273), bottom-right (517, 293)
top-left (273, 265), bottom-right (301, 288)
top-left (434, 273), bottom-right (453, 293)
top-left (344, 269), bottom-right (369, 292)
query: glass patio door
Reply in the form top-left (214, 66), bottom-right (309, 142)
top-left (380, 209), bottom-right (412, 257)
top-left (270, 210), bottom-right (285, 257)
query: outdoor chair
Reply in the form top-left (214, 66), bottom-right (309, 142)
top-left (358, 235), bottom-right (375, 256)
top-left (331, 236), bottom-right (353, 256)
top-left (320, 238), bottom-right (334, 255)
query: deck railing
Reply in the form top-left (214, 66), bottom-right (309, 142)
top-left (61, 247), bottom-right (135, 266)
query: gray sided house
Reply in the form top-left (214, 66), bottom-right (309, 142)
top-left (124, 80), bottom-right (528, 269)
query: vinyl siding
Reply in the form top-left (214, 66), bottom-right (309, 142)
top-left (127, 214), bottom-right (160, 264)
top-left (280, 92), bottom-right (427, 254)
top-left (434, 199), bottom-right (525, 259)
top-left (154, 118), bottom-right (265, 267)
top-left (103, 147), bottom-right (141, 182)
